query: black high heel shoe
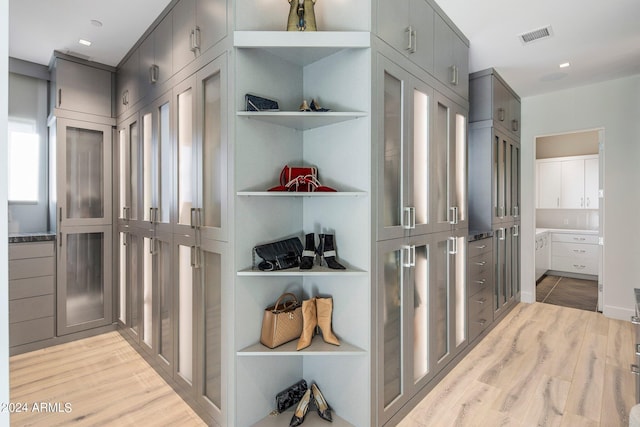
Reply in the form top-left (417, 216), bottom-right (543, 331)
top-left (300, 233), bottom-right (316, 270)
top-left (290, 388), bottom-right (312, 426)
top-left (317, 234), bottom-right (345, 270)
top-left (311, 383), bottom-right (333, 422)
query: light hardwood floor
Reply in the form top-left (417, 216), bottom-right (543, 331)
top-left (398, 302), bottom-right (636, 427)
top-left (10, 331), bottom-right (206, 426)
top-left (9, 302), bottom-right (636, 426)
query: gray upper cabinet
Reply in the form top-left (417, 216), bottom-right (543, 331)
top-left (469, 69), bottom-right (521, 137)
top-left (52, 57), bottom-right (113, 118)
top-left (140, 13), bottom-right (173, 96)
top-left (116, 49), bottom-right (139, 118)
top-left (173, 0), bottom-right (227, 74)
top-left (377, 0), bottom-right (435, 74)
top-left (433, 12), bottom-right (469, 100)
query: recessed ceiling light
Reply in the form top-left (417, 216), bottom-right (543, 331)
top-left (79, 39), bottom-right (92, 47)
top-left (90, 19), bottom-right (103, 27)
top-left (559, 62), bottom-right (571, 68)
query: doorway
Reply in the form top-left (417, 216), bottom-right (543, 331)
top-left (533, 129), bottom-right (604, 311)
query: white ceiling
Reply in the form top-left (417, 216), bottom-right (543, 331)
top-left (9, 0), bottom-right (640, 98)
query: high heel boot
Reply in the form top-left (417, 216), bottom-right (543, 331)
top-left (311, 383), bottom-right (333, 422)
top-left (300, 233), bottom-right (316, 270)
top-left (289, 388), bottom-right (312, 426)
top-left (296, 297), bottom-right (317, 350)
top-left (315, 297), bottom-right (340, 346)
top-left (317, 234), bottom-right (345, 269)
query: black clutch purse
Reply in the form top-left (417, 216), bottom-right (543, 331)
top-left (245, 93), bottom-right (279, 111)
top-left (253, 237), bottom-right (304, 271)
top-left (275, 379), bottom-right (308, 413)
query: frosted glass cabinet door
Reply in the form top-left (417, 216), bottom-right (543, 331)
top-left (57, 226), bottom-right (112, 336)
top-left (155, 232), bottom-right (174, 374)
top-left (174, 77), bottom-right (197, 235)
top-left (57, 119), bottom-right (112, 226)
top-left (174, 236), bottom-right (197, 392)
top-left (117, 114), bottom-right (138, 224)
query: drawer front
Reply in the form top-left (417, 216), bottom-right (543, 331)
top-left (468, 239), bottom-right (493, 258)
top-left (9, 276), bottom-right (55, 300)
top-left (9, 317), bottom-right (55, 347)
top-left (468, 290), bottom-right (493, 341)
top-left (9, 257), bottom-right (55, 280)
top-left (552, 242), bottom-right (598, 259)
top-left (551, 257), bottom-right (598, 275)
top-left (9, 295), bottom-right (54, 323)
top-left (552, 233), bottom-right (598, 244)
top-left (468, 264), bottom-right (493, 297)
top-left (9, 242), bottom-right (55, 260)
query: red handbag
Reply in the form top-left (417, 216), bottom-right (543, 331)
top-left (268, 165), bottom-right (337, 192)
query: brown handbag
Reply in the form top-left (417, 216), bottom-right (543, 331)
top-left (260, 293), bottom-right (303, 349)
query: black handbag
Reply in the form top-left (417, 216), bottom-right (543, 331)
top-left (253, 237), bottom-right (304, 271)
top-left (275, 379), bottom-right (308, 413)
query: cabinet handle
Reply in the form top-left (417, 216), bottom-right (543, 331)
top-left (513, 206), bottom-right (519, 217)
top-left (632, 364), bottom-right (640, 375)
top-left (149, 65), bottom-right (159, 84)
top-left (498, 108), bottom-right (505, 122)
top-left (149, 207), bottom-right (155, 224)
top-left (403, 206), bottom-right (415, 229)
top-left (573, 237), bottom-right (586, 241)
top-left (476, 319), bottom-right (487, 326)
top-left (513, 225), bottom-right (519, 237)
top-left (410, 28), bottom-right (417, 53)
top-left (403, 245), bottom-right (416, 268)
top-left (448, 236), bottom-right (458, 255)
top-left (512, 120), bottom-right (519, 132)
top-left (449, 206), bottom-right (459, 225)
top-left (405, 26), bottom-right (413, 51)
top-left (59, 206), bottom-right (63, 224)
top-left (58, 88), bottom-right (62, 107)
top-left (573, 249), bottom-right (587, 254)
top-left (586, 197), bottom-right (591, 207)
top-left (631, 316), bottom-right (640, 325)
top-left (449, 65), bottom-right (458, 86)
top-left (475, 244), bottom-right (487, 249)
top-left (190, 246), bottom-right (201, 268)
top-left (123, 231), bottom-right (128, 246)
top-left (581, 197), bottom-right (584, 208)
top-left (476, 298), bottom-right (486, 305)
top-left (59, 232), bottom-right (63, 247)
top-left (190, 208), bottom-right (197, 229)
top-left (474, 279), bottom-right (487, 285)
top-left (572, 264), bottom-right (586, 269)
top-left (636, 344), bottom-right (640, 357)
top-left (190, 26), bottom-right (201, 52)
top-left (474, 261), bottom-right (487, 266)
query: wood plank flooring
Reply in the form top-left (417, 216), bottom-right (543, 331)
top-left (398, 302), bottom-right (636, 427)
top-left (9, 331), bottom-right (206, 426)
top-left (537, 275), bottom-right (598, 312)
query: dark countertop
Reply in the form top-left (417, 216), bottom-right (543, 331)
top-left (9, 231), bottom-right (56, 244)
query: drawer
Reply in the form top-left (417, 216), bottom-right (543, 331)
top-left (9, 295), bottom-right (54, 323)
top-left (551, 256), bottom-right (598, 275)
top-left (468, 291), bottom-right (493, 342)
top-left (9, 242), bottom-right (55, 260)
top-left (9, 276), bottom-right (55, 300)
top-left (468, 251), bottom-right (493, 280)
top-left (468, 239), bottom-right (493, 258)
top-left (9, 317), bottom-right (55, 347)
top-left (9, 257), bottom-right (55, 280)
top-left (552, 233), bottom-right (598, 244)
top-left (552, 242), bottom-right (598, 259)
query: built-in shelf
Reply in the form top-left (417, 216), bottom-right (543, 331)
top-left (252, 408), bottom-right (354, 427)
top-left (234, 31), bottom-right (370, 66)
top-left (238, 265), bottom-right (366, 276)
top-left (237, 191), bottom-right (367, 197)
top-left (236, 111), bottom-right (367, 130)
top-left (238, 338), bottom-right (365, 356)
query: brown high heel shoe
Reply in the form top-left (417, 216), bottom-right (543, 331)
top-left (316, 297), bottom-right (340, 346)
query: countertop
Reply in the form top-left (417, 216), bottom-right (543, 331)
top-left (536, 228), bottom-right (598, 237)
top-left (9, 231), bottom-right (56, 244)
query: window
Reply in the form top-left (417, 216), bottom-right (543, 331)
top-left (8, 120), bottom-right (40, 203)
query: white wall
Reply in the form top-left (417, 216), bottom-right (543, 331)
top-left (1, 0), bottom-right (11, 424)
top-left (521, 74), bottom-right (640, 320)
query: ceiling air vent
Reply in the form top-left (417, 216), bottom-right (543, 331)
top-left (519, 26), bottom-right (553, 44)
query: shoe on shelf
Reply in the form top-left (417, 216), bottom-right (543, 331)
top-left (311, 383), bottom-right (333, 422)
top-left (300, 233), bottom-right (316, 270)
top-left (289, 388), bottom-right (312, 426)
top-left (310, 99), bottom-right (330, 112)
top-left (299, 100), bottom-right (311, 111)
top-left (296, 297), bottom-right (318, 351)
top-left (317, 234), bottom-right (345, 270)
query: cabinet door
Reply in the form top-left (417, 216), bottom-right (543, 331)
top-left (585, 158), bottom-right (599, 209)
top-left (560, 159), bottom-right (585, 208)
top-left (432, 93), bottom-right (467, 232)
top-left (376, 0), bottom-right (410, 57)
top-left (511, 224), bottom-right (520, 299)
top-left (154, 231), bottom-right (174, 375)
top-left (117, 114), bottom-right (139, 225)
top-left (377, 57), bottom-right (409, 241)
top-left (116, 51), bottom-right (139, 117)
top-left (433, 14), bottom-right (468, 99)
top-left (537, 161), bottom-right (561, 208)
top-left (57, 225), bottom-right (112, 336)
top-left (493, 130), bottom-right (508, 222)
top-left (174, 234), bottom-right (197, 392)
top-left (140, 13), bottom-right (173, 95)
top-left (118, 230), bottom-right (128, 326)
top-left (196, 56), bottom-right (228, 241)
top-left (493, 226), bottom-right (515, 316)
top-left (196, 0), bottom-right (227, 54)
top-left (55, 58), bottom-right (112, 118)
top-left (510, 140), bottom-right (521, 219)
top-left (173, 0), bottom-right (198, 74)
top-left (408, 0), bottom-right (435, 73)
top-left (56, 118), bottom-right (112, 227)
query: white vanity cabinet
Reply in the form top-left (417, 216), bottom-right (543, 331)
top-left (536, 155), bottom-right (599, 209)
top-left (550, 232), bottom-right (598, 276)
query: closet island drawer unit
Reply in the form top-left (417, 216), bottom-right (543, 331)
top-left (8, 240), bottom-right (56, 348)
top-left (468, 235), bottom-right (493, 342)
top-left (550, 232), bottom-right (598, 276)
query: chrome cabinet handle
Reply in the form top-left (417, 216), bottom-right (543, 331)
top-left (449, 206), bottom-right (459, 225)
top-left (403, 206), bottom-right (416, 229)
top-left (405, 26), bottom-right (413, 51)
top-left (513, 224), bottom-right (519, 237)
top-left (475, 261), bottom-right (487, 266)
top-left (476, 319), bottom-right (487, 326)
top-left (190, 207), bottom-right (197, 229)
top-left (512, 120), bottom-right (519, 132)
top-left (450, 65), bottom-right (459, 85)
top-left (476, 298), bottom-right (486, 305)
top-left (448, 236), bottom-right (458, 255)
top-left (474, 279), bottom-right (487, 285)
top-left (498, 107), bottom-right (505, 122)
top-left (631, 316), bottom-right (640, 325)
top-left (149, 64), bottom-right (159, 84)
top-left (631, 364), bottom-right (640, 375)
top-left (573, 249), bottom-right (587, 254)
top-left (403, 245), bottom-right (416, 268)
top-left (58, 88), bottom-right (62, 107)
top-left (475, 245), bottom-right (487, 249)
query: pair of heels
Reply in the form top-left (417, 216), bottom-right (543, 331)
top-left (297, 296), bottom-right (340, 350)
top-left (290, 383), bottom-right (332, 426)
top-left (299, 99), bottom-right (330, 112)
top-left (300, 233), bottom-right (345, 270)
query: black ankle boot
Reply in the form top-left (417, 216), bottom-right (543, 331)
top-left (300, 233), bottom-right (316, 270)
top-left (318, 234), bottom-right (345, 270)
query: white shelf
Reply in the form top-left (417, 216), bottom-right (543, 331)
top-left (237, 111), bottom-right (366, 130)
top-left (238, 338), bottom-right (365, 356)
top-left (237, 191), bottom-right (367, 197)
top-left (252, 408), bottom-right (354, 427)
top-left (234, 31), bottom-right (370, 66)
top-left (238, 265), bottom-right (366, 277)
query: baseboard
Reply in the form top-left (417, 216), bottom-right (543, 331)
top-left (603, 304), bottom-right (634, 321)
top-left (9, 323), bottom-right (118, 356)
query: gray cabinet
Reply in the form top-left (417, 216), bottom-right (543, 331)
top-left (467, 236), bottom-right (493, 342)
top-left (376, 0), bottom-right (435, 74)
top-left (140, 13), bottom-right (173, 95)
top-left (8, 241), bottom-right (56, 351)
top-left (433, 12), bottom-right (469, 100)
top-left (172, 0), bottom-right (227, 74)
top-left (492, 224), bottom-right (519, 318)
top-left (51, 56), bottom-right (113, 118)
top-left (377, 55), bottom-right (434, 241)
top-left (469, 69), bottom-right (521, 138)
top-left (116, 50), bottom-right (140, 118)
